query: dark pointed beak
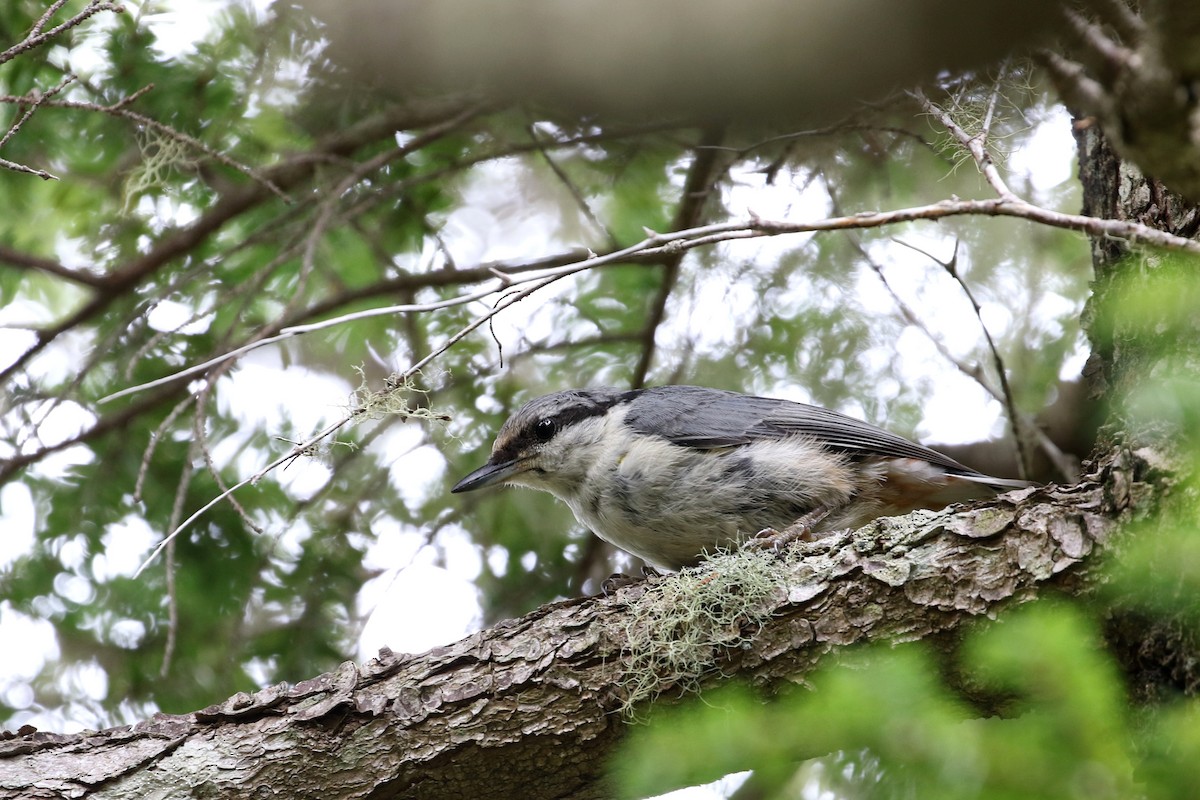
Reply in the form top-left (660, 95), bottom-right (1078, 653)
top-left (451, 458), bottom-right (523, 493)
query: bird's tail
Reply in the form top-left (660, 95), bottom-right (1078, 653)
top-left (956, 473), bottom-right (1035, 491)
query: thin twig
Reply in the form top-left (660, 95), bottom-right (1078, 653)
top-left (99, 281), bottom-right (514, 403)
top-left (851, 234), bottom-right (1077, 481)
top-left (0, 90), bottom-right (292, 201)
top-left (159, 442), bottom-right (195, 678)
top-left (30, 0), bottom-right (74, 39)
top-left (134, 394), bottom-right (196, 502)
top-left (297, 105), bottom-right (485, 296)
top-left (0, 74), bottom-right (75, 152)
top-left (0, 1), bottom-right (123, 67)
top-left (526, 120), bottom-right (619, 249)
top-left (632, 124), bottom-right (725, 388)
top-left (979, 71), bottom-right (1003, 147)
top-left (134, 414), bottom-right (352, 577)
top-left (910, 79), bottom-right (1104, 479)
top-left (893, 238), bottom-right (1031, 479)
top-left (194, 370), bottom-right (262, 534)
top-left (912, 88), bottom-right (1018, 201)
top-left (131, 260), bottom-right (591, 576)
top-left (101, 102), bottom-right (290, 203)
top-left (0, 155), bottom-right (57, 180)
top-left (827, 173), bottom-right (1077, 483)
top-left (100, 192), bottom-right (1200, 407)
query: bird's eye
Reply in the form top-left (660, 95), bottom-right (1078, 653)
top-left (533, 418), bottom-right (557, 442)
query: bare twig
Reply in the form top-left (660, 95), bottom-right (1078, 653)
top-left (912, 88), bottom-right (1018, 202)
top-left (909, 79), bottom-right (1112, 479)
top-left (131, 255), bottom-right (603, 576)
top-left (0, 74), bottom-right (70, 181)
top-left (893, 238), bottom-right (1031, 480)
top-left (979, 71), bottom-right (1003, 146)
top-left (0, 1), bottom-right (123, 67)
top-left (100, 190), bottom-right (1200, 407)
top-left (526, 120), bottom-right (619, 249)
top-left (193, 369), bottom-right (263, 535)
top-left (632, 125), bottom-right (725, 388)
top-left (0, 74), bottom-right (75, 160)
top-left (99, 281), bottom-right (515, 404)
top-left (0, 155), bottom-right (56, 180)
top-left (298, 105), bottom-right (485, 293)
top-left (852, 235), bottom-right (1077, 481)
top-left (0, 88), bottom-right (290, 200)
top-left (161, 534), bottom-right (178, 678)
top-left (159, 443), bottom-right (195, 678)
top-left (99, 99), bottom-right (289, 202)
top-left (134, 395), bottom-right (196, 502)
top-left (29, 0), bottom-right (74, 39)
top-left (825, 170), bottom-right (1077, 484)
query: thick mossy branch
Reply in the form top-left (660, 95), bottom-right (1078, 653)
top-left (0, 447), bottom-right (1146, 800)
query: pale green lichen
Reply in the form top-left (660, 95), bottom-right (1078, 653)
top-left (348, 367), bottom-right (450, 425)
top-left (618, 546), bottom-right (803, 716)
top-left (123, 129), bottom-right (193, 214)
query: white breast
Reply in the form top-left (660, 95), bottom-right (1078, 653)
top-left (550, 411), bottom-right (858, 569)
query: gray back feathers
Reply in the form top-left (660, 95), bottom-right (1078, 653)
top-left (622, 385), bottom-right (984, 476)
top-left (508, 385), bottom-right (1000, 482)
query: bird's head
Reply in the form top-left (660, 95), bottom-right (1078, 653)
top-left (451, 387), bottom-right (634, 497)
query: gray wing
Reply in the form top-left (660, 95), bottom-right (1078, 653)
top-left (624, 385), bottom-right (983, 476)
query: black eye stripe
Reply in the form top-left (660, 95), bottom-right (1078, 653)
top-left (545, 390), bottom-right (639, 432)
top-left (497, 388), bottom-right (642, 455)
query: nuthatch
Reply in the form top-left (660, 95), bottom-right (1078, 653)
top-left (452, 385), bottom-right (1030, 571)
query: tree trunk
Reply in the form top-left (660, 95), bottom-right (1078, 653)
top-left (1074, 118), bottom-right (1200, 706)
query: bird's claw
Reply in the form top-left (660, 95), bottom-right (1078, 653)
top-left (746, 507), bottom-right (830, 555)
top-left (599, 565), bottom-right (662, 595)
top-left (747, 522), bottom-right (814, 553)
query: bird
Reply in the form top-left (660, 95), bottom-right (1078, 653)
top-left (451, 385), bottom-right (1031, 571)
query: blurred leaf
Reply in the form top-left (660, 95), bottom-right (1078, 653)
top-left (616, 604), bottom-right (1141, 800)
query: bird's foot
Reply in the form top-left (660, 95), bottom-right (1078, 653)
top-left (746, 507), bottom-right (831, 555)
top-left (600, 565), bottom-right (662, 595)
top-left (747, 523), bottom-right (812, 553)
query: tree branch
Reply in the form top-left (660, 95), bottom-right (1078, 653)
top-left (0, 448), bottom-right (1139, 800)
top-left (0, 245), bottom-right (107, 288)
top-left (0, 1), bottom-right (123, 67)
top-left (0, 100), bottom-right (478, 385)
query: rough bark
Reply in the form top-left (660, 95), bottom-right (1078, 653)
top-left (0, 449), bottom-right (1147, 800)
top-left (1072, 84), bottom-right (1200, 710)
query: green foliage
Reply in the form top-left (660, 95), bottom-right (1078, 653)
top-left (1105, 470), bottom-right (1200, 632)
top-left (613, 601), bottom-right (1200, 799)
